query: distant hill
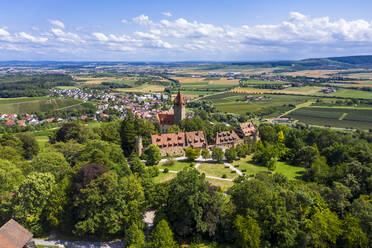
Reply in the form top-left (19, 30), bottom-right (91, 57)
top-left (232, 55), bottom-right (372, 71)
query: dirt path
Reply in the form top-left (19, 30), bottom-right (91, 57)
top-left (55, 103), bottom-right (83, 111)
top-left (277, 100), bottom-right (316, 118)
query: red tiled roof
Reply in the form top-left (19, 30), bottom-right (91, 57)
top-left (239, 122), bottom-right (256, 137)
top-left (174, 91), bottom-right (186, 105)
top-left (185, 131), bottom-right (208, 148)
top-left (157, 113), bottom-right (174, 125)
top-left (215, 130), bottom-right (241, 146)
top-left (0, 219), bottom-right (33, 248)
top-left (151, 132), bottom-right (186, 149)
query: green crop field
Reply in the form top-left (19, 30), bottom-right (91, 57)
top-left (315, 88), bottom-right (372, 99)
top-left (55, 86), bottom-right (79, 90)
top-left (202, 92), bottom-right (311, 116)
top-left (0, 98), bottom-right (82, 113)
top-left (287, 106), bottom-right (372, 130)
top-left (240, 79), bottom-right (284, 85)
top-left (0, 96), bottom-right (50, 104)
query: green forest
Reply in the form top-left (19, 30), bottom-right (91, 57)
top-left (0, 113), bottom-right (371, 247)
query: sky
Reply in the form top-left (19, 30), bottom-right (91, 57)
top-left (1, 0), bottom-right (372, 61)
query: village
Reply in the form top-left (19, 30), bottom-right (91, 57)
top-left (0, 88), bottom-right (173, 128)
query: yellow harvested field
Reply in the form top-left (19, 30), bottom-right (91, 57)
top-left (282, 70), bottom-right (341, 78)
top-left (115, 85), bottom-right (165, 93)
top-left (209, 78), bottom-right (239, 85)
top-left (171, 77), bottom-right (208, 83)
top-left (280, 86), bottom-right (324, 95)
top-left (73, 76), bottom-right (137, 85)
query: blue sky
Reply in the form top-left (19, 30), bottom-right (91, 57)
top-left (1, 0), bottom-right (372, 61)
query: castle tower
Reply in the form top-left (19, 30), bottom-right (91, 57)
top-left (135, 136), bottom-right (143, 156)
top-left (173, 91), bottom-right (186, 125)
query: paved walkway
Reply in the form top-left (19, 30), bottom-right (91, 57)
top-left (224, 162), bottom-right (243, 175)
top-left (33, 238), bottom-right (125, 248)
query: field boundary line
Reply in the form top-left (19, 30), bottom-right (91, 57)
top-left (339, 113), bottom-right (348, 120)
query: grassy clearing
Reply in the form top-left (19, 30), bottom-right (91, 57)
top-left (0, 98), bottom-right (82, 113)
top-left (197, 162), bottom-right (238, 179)
top-left (153, 172), bottom-right (177, 184)
top-left (233, 156), bottom-right (305, 180)
top-left (158, 160), bottom-right (192, 171)
top-left (205, 178), bottom-right (235, 192)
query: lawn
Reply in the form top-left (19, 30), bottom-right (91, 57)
top-left (205, 178), bottom-right (235, 191)
top-left (153, 172), bottom-right (177, 184)
top-left (233, 156), bottom-right (305, 180)
top-left (35, 136), bottom-right (49, 148)
top-left (158, 160), bottom-right (192, 171)
top-left (197, 162), bottom-right (238, 179)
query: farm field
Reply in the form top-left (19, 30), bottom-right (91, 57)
top-left (240, 79), bottom-right (285, 85)
top-left (197, 162), bottom-right (238, 179)
top-left (287, 106), bottom-right (372, 130)
top-left (0, 98), bottom-right (82, 113)
top-left (315, 88), bottom-right (372, 99)
top-left (233, 156), bottom-right (305, 180)
top-left (203, 92), bottom-right (311, 115)
top-left (0, 96), bottom-right (50, 104)
top-left (55, 86), bottom-right (79, 90)
top-left (114, 83), bottom-right (165, 93)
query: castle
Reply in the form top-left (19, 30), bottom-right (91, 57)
top-left (156, 91), bottom-right (186, 130)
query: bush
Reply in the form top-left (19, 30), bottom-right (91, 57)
top-left (222, 174), bottom-right (227, 178)
top-left (225, 165), bottom-right (230, 169)
top-left (163, 168), bottom-right (169, 173)
top-left (190, 162), bottom-right (196, 167)
top-left (163, 159), bottom-right (175, 167)
top-left (231, 171), bottom-right (236, 174)
top-left (241, 169), bottom-right (247, 172)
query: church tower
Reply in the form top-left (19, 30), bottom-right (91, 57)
top-left (174, 91), bottom-right (186, 125)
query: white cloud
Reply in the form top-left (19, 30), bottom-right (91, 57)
top-left (18, 32), bottom-right (48, 43)
top-left (51, 28), bottom-right (84, 43)
top-left (132, 14), bottom-right (154, 26)
top-left (121, 19), bottom-right (127, 24)
top-left (93, 32), bottom-right (109, 42)
top-left (49, 20), bottom-right (65, 29)
top-left (161, 12), bottom-right (172, 17)
top-left (0, 28), bottom-right (12, 41)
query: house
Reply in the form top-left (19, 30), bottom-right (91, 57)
top-left (211, 130), bottom-right (243, 149)
top-left (235, 122), bottom-right (258, 141)
top-left (0, 219), bottom-right (35, 248)
top-left (151, 132), bottom-right (187, 156)
top-left (185, 131), bottom-right (208, 149)
top-left (151, 131), bottom-right (208, 156)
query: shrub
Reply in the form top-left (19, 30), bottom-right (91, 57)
top-left (163, 168), bottom-right (169, 173)
top-left (163, 159), bottom-right (175, 167)
top-left (222, 174), bottom-right (227, 178)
